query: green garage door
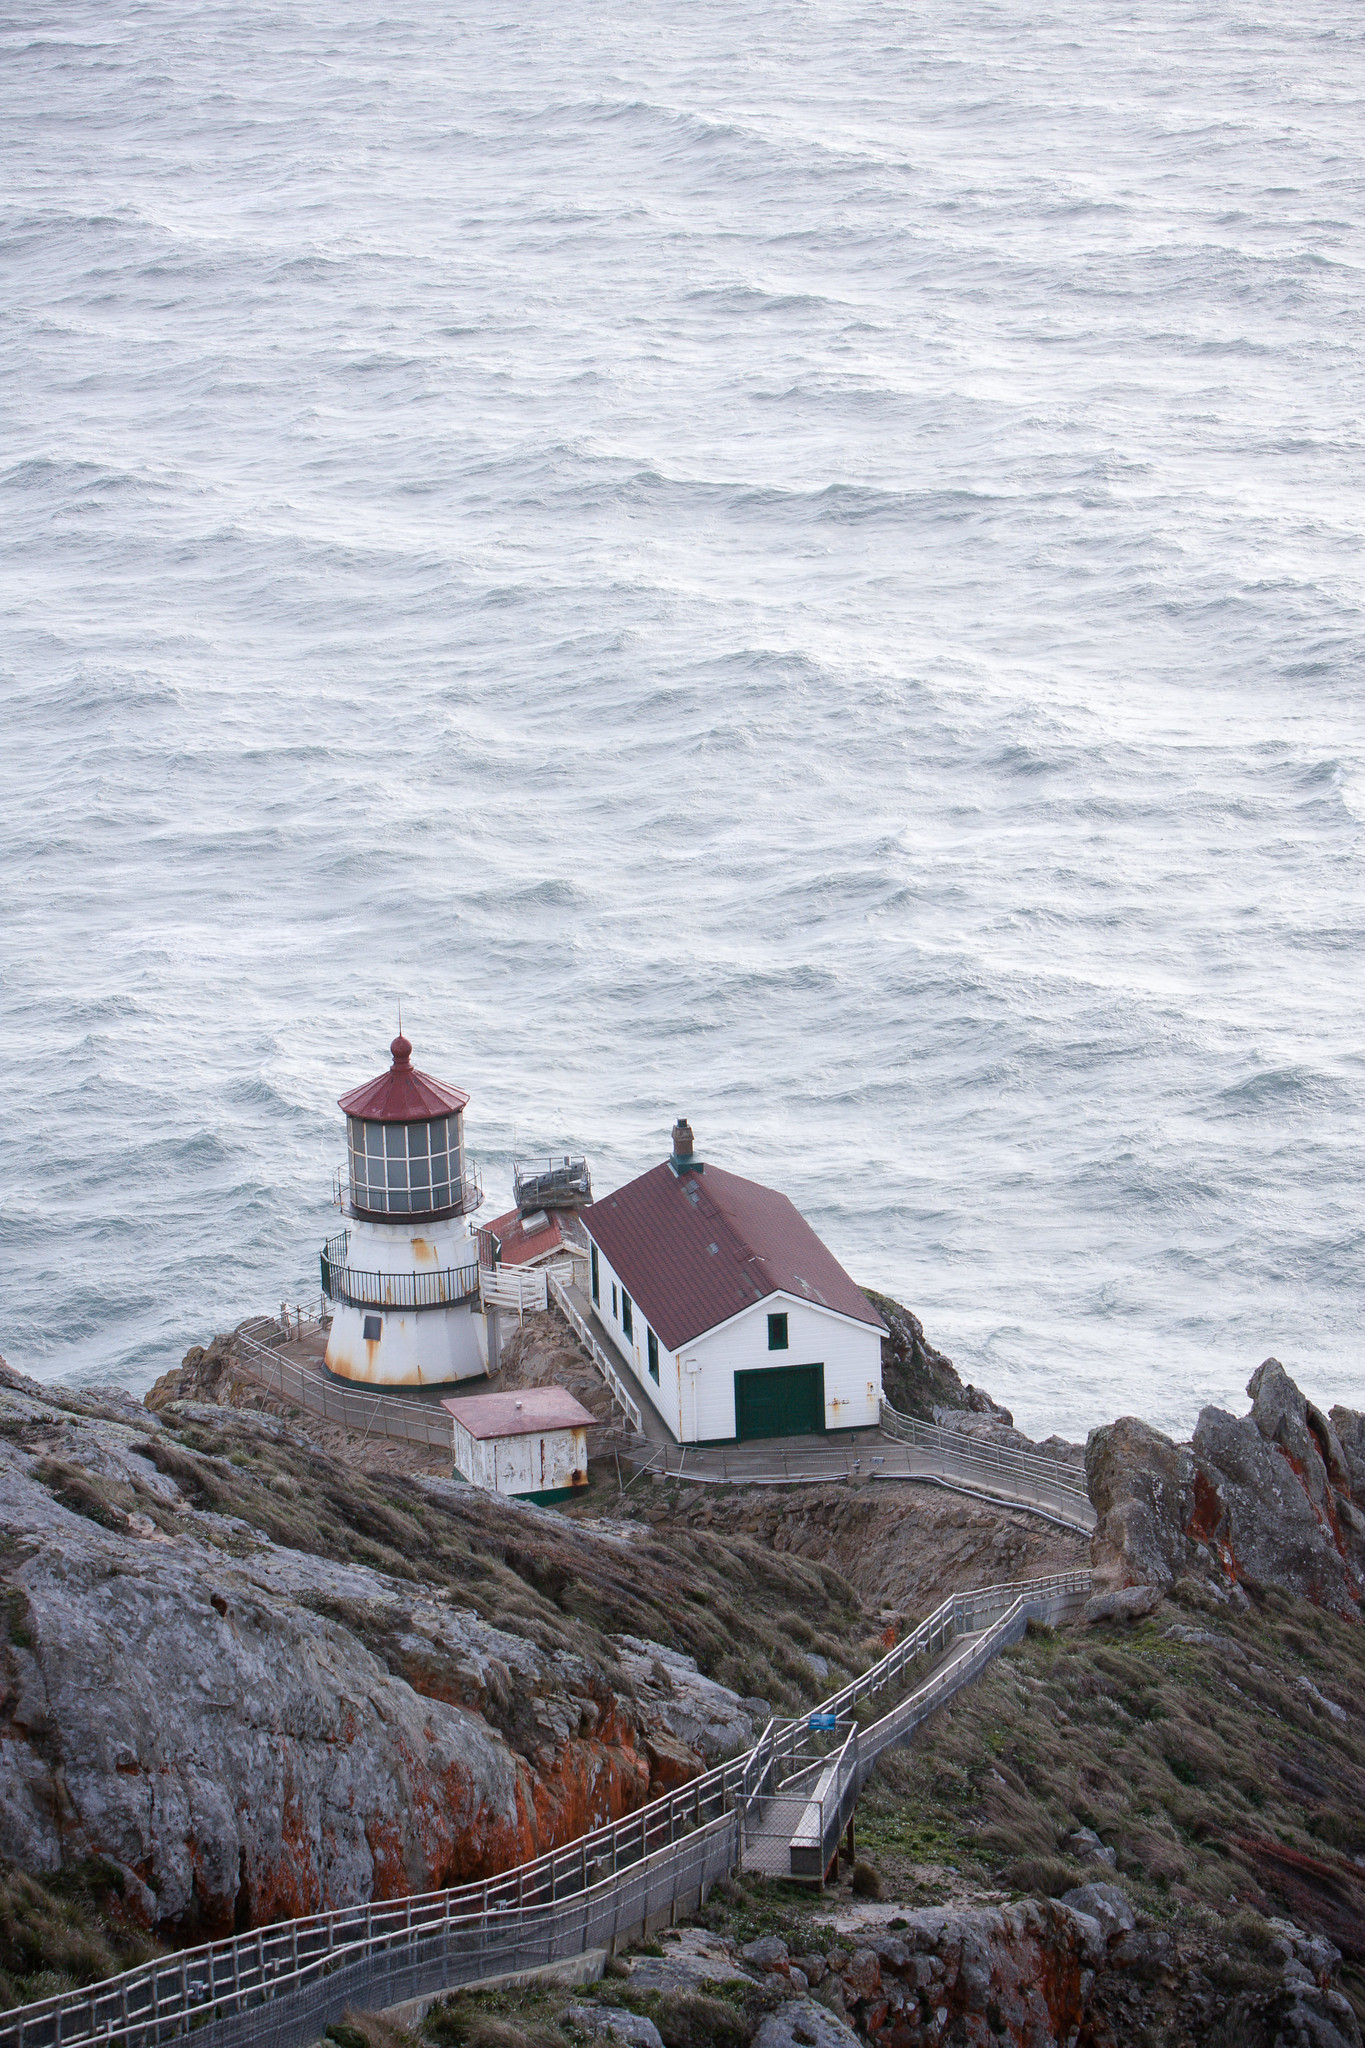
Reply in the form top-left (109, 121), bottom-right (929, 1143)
top-left (734, 1363), bottom-right (825, 1442)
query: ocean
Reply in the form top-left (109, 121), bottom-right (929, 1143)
top-left (2, 0), bottom-right (1363, 1441)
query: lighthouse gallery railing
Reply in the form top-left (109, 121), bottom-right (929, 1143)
top-left (319, 1255), bottom-right (481, 1313)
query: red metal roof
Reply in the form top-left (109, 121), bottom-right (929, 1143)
top-left (582, 1160), bottom-right (887, 1353)
top-left (337, 1034), bottom-right (470, 1123)
top-left (484, 1205), bottom-right (567, 1267)
top-left (442, 1388), bottom-right (594, 1440)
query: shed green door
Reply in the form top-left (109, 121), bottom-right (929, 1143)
top-left (733, 1363), bottom-right (825, 1441)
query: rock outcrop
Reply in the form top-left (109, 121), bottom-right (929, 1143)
top-left (592, 1910), bottom-right (1363, 2048)
top-left (608, 1636), bottom-right (768, 1788)
top-left (683, 1912), bottom-right (1107, 2047)
top-left (0, 1360), bottom-right (764, 1939)
top-left (866, 1293), bottom-right (1013, 1427)
top-left (1087, 1360), bottom-right (1365, 1618)
top-left (144, 1335), bottom-right (252, 1413)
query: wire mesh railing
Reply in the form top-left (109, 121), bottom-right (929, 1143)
top-left (232, 1323), bottom-right (455, 1450)
top-left (628, 1429), bottom-right (1093, 1532)
top-left (0, 1566), bottom-right (1090, 2048)
top-left (878, 1400), bottom-right (1092, 1514)
top-left (787, 1721), bottom-right (861, 1882)
top-left (549, 1277), bottom-right (644, 1432)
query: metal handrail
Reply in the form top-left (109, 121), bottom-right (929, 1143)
top-left (0, 1566), bottom-right (1089, 2048)
top-left (331, 1163), bottom-right (484, 1222)
top-left (856, 1576), bottom-right (1089, 1767)
top-left (793, 1720), bottom-right (860, 1878)
top-left (549, 1276), bottom-right (644, 1432)
top-left (513, 1157), bottom-right (592, 1210)
top-left (783, 1572), bottom-right (1092, 1880)
top-left (233, 1323), bottom-right (455, 1450)
top-left (879, 1399), bottom-right (1089, 1497)
top-left (319, 1256), bottom-right (481, 1312)
top-left (637, 1433), bottom-right (1093, 1533)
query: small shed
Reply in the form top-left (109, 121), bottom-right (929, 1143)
top-left (442, 1387), bottom-right (593, 1505)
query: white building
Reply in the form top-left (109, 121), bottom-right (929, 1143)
top-left (444, 1387), bottom-right (593, 1504)
top-left (322, 1031), bottom-right (491, 1387)
top-left (581, 1119), bottom-right (887, 1444)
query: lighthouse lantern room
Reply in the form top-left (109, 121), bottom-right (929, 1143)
top-left (321, 1032), bottom-right (489, 1388)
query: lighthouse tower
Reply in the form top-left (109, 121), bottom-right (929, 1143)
top-left (321, 1032), bottom-right (488, 1388)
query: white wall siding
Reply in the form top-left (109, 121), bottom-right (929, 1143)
top-left (683, 1295), bottom-right (882, 1441)
top-left (451, 1420), bottom-right (588, 1498)
top-left (588, 1240), bottom-right (682, 1435)
top-left (586, 1217), bottom-right (882, 1443)
top-left (326, 1298), bottom-right (486, 1386)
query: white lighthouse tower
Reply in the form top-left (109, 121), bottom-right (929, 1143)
top-left (321, 1031), bottom-right (489, 1388)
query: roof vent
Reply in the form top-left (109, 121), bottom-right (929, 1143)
top-left (670, 1116), bottom-right (703, 1176)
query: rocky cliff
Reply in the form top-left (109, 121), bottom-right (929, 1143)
top-left (0, 1354), bottom-right (874, 1955)
top-left (1087, 1358), bottom-right (1365, 1618)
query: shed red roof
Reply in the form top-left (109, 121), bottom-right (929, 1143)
top-left (338, 1034), bottom-right (470, 1123)
top-left (442, 1388), bottom-right (594, 1440)
top-left (484, 1205), bottom-right (567, 1267)
top-left (582, 1160), bottom-right (887, 1353)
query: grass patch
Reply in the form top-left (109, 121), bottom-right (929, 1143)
top-left (121, 1414), bottom-right (883, 1719)
top-left (0, 1859), bottom-right (162, 2012)
top-left (858, 1582), bottom-right (1365, 2008)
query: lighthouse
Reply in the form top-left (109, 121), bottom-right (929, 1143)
top-left (320, 1032), bottom-right (489, 1387)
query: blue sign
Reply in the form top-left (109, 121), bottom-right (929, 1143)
top-left (808, 1712), bottom-right (838, 1730)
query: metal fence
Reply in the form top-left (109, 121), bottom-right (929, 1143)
top-left (513, 1158), bottom-right (592, 1211)
top-left (741, 1569), bottom-right (1091, 1882)
top-left (630, 1432), bottom-right (1094, 1533)
top-left (319, 1258), bottom-right (481, 1313)
top-left (782, 1571), bottom-right (1091, 1880)
top-left (878, 1401), bottom-right (1092, 1519)
top-left (232, 1323), bottom-right (455, 1451)
top-left (0, 1567), bottom-right (1089, 2048)
top-left (786, 1721), bottom-right (861, 1883)
top-left (549, 1277), bottom-right (644, 1432)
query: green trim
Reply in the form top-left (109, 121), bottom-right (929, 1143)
top-left (451, 1469), bottom-right (584, 1507)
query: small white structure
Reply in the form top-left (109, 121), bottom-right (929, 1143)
top-left (322, 1031), bottom-right (490, 1388)
top-left (444, 1387), bottom-right (593, 1504)
top-left (582, 1119), bottom-right (887, 1445)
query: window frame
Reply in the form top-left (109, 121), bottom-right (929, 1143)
top-left (347, 1114), bottom-right (461, 1217)
top-left (647, 1329), bottom-right (659, 1383)
top-left (767, 1311), bottom-right (789, 1351)
top-left (591, 1243), bottom-right (600, 1306)
top-left (621, 1290), bottom-right (634, 1341)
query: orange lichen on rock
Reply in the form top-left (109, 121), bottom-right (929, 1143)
top-left (1090, 1358), bottom-right (1365, 1619)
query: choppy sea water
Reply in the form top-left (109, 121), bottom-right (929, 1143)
top-left (2, 0), bottom-right (1363, 1441)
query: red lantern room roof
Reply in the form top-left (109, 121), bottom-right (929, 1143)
top-left (337, 1034), bottom-right (470, 1124)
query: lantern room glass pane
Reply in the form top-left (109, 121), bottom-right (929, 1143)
top-left (431, 1179), bottom-right (450, 1209)
top-left (409, 1155), bottom-right (430, 1191)
top-left (365, 1123), bottom-right (384, 1158)
top-left (409, 1122), bottom-right (429, 1156)
top-left (385, 1124), bottom-right (405, 1158)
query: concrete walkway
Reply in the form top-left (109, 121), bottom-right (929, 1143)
top-left (560, 1278), bottom-right (676, 1447)
top-left (740, 1627), bottom-right (988, 1879)
top-left (552, 1288), bottom-right (1093, 1533)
